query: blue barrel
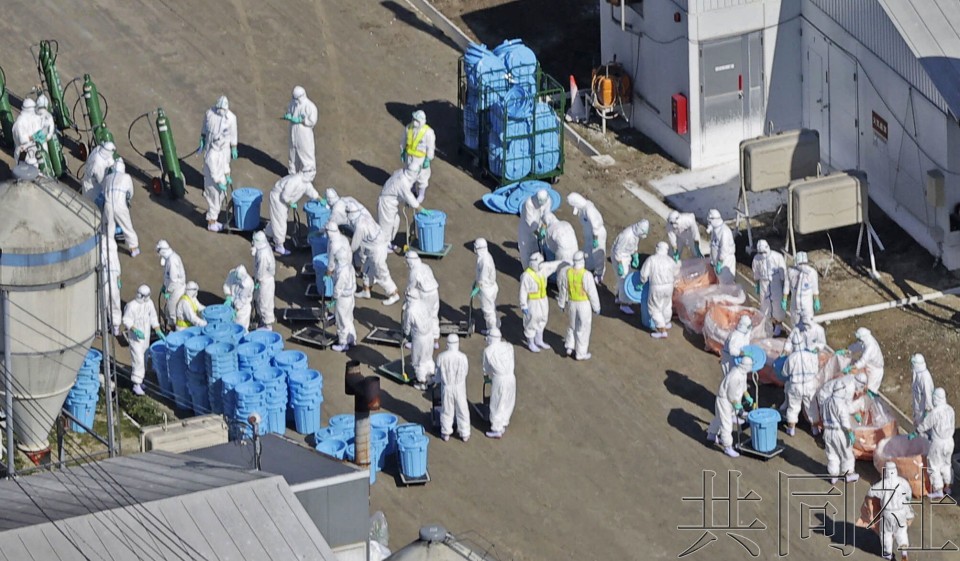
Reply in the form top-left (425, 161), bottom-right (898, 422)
top-left (205, 342), bottom-right (239, 377)
top-left (241, 330), bottom-right (284, 357)
top-left (748, 408), bottom-right (781, 453)
top-left (371, 413), bottom-right (400, 455)
top-left (66, 398), bottom-right (97, 434)
top-left (237, 342), bottom-right (269, 372)
top-left (329, 414), bottom-right (355, 430)
top-left (493, 38), bottom-right (537, 88)
top-left (220, 370), bottom-right (252, 419)
top-left (773, 356), bottom-right (788, 382)
top-left (312, 255), bottom-right (334, 297)
top-left (84, 348), bottom-right (103, 368)
top-left (316, 438), bottom-right (347, 460)
top-left (288, 369), bottom-right (323, 392)
top-left (345, 443), bottom-right (356, 462)
top-left (292, 401), bottom-right (321, 435)
top-left (533, 102), bottom-right (561, 174)
top-left (149, 340), bottom-right (170, 393)
top-left (188, 381), bottom-right (211, 414)
top-left (741, 345), bottom-right (768, 373)
top-left (396, 423), bottom-right (424, 439)
top-left (272, 350), bottom-right (308, 373)
top-left (231, 187), bottom-right (263, 231)
top-left (224, 322), bottom-right (246, 344)
top-left (234, 381), bottom-right (267, 438)
top-left (202, 304), bottom-right (235, 325)
top-left (164, 329), bottom-right (196, 410)
top-left (622, 273), bottom-right (655, 331)
top-left (202, 322), bottom-right (235, 344)
top-left (370, 428), bottom-right (389, 472)
top-left (415, 210), bottom-right (447, 253)
top-left (398, 433), bottom-right (429, 478)
top-left (315, 426), bottom-right (348, 443)
top-left (307, 231), bottom-right (328, 258)
top-left (254, 367), bottom-right (288, 400)
top-left (184, 335), bottom-right (213, 375)
top-left (304, 200), bottom-right (331, 233)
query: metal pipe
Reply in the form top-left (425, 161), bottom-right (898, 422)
top-left (59, 407), bottom-right (110, 446)
top-left (97, 234), bottom-right (117, 457)
top-left (3, 289), bottom-right (15, 478)
top-left (814, 286), bottom-right (960, 324)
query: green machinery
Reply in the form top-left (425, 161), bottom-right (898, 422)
top-left (128, 108), bottom-right (186, 199)
top-left (35, 40), bottom-right (73, 131)
top-left (0, 66), bottom-right (14, 149)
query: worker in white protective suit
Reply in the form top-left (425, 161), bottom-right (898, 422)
top-left (483, 327), bottom-right (516, 439)
top-left (640, 241), bottom-right (678, 339)
top-left (377, 168), bottom-right (420, 249)
top-left (251, 231), bottom-right (276, 330)
top-left (667, 210), bottom-right (702, 260)
top-left (102, 158), bottom-right (140, 256)
top-left (349, 207), bottom-right (400, 305)
top-left (12, 98), bottom-right (43, 167)
top-left (544, 212), bottom-right (579, 265)
top-left (405, 251), bottom-right (440, 344)
top-left (175, 281), bottom-right (206, 330)
top-left (265, 172), bottom-right (320, 255)
top-left (557, 251), bottom-right (600, 360)
top-left (751, 239), bottom-right (786, 336)
top-left (436, 333), bottom-right (469, 442)
top-left (519, 253), bottom-right (563, 353)
top-left (325, 187), bottom-right (370, 231)
top-left (156, 240), bottom-right (186, 326)
top-left (100, 235), bottom-right (122, 336)
top-left (401, 109), bottom-right (436, 203)
top-left (707, 209), bottom-right (736, 284)
top-left (611, 220), bottom-right (650, 315)
top-left (81, 141), bottom-right (117, 203)
top-left (838, 327), bottom-right (883, 396)
top-left (782, 345), bottom-right (819, 436)
top-left (706, 356), bottom-right (754, 458)
top-left (402, 297), bottom-right (436, 391)
top-left (721, 315), bottom-right (752, 375)
top-left (199, 96), bottom-right (238, 232)
top-left (810, 372), bottom-right (866, 435)
top-left (122, 285), bottom-right (164, 396)
top-left (821, 379), bottom-right (860, 484)
top-left (909, 353), bottom-right (934, 427)
top-left (472, 238), bottom-right (499, 334)
top-left (518, 190), bottom-right (552, 269)
top-left (781, 315), bottom-right (825, 356)
top-left (284, 86), bottom-right (318, 181)
top-left (330, 235), bottom-right (357, 353)
top-left (914, 387), bottom-right (955, 499)
top-left (223, 265), bottom-right (255, 331)
top-left (35, 95), bottom-right (55, 139)
top-left (866, 462), bottom-right (914, 559)
top-left (567, 193), bottom-right (607, 281)
top-left (782, 251), bottom-right (820, 325)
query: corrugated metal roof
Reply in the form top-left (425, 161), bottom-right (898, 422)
top-left (877, 0), bottom-right (960, 119)
top-left (0, 451), bottom-right (338, 561)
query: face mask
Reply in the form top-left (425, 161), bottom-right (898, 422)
top-left (160, 257), bottom-right (167, 267)
top-left (251, 246), bottom-right (257, 256)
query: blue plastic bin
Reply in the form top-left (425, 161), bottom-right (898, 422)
top-left (272, 350), bottom-right (308, 373)
top-left (66, 399), bottom-right (97, 433)
top-left (415, 210), bottom-right (447, 253)
top-left (307, 231), bottom-right (328, 258)
top-left (241, 330), bottom-right (284, 357)
top-left (304, 200), bottom-right (331, 233)
top-left (371, 413), bottom-right (400, 455)
top-left (312, 255), bottom-right (334, 297)
top-left (293, 402), bottom-right (321, 435)
top-left (149, 340), bottom-right (170, 393)
top-left (329, 413), bottom-right (355, 429)
top-left (747, 408), bottom-right (781, 453)
top-left (398, 433), bottom-right (429, 478)
top-left (315, 426), bottom-right (348, 442)
top-left (231, 187), bottom-right (263, 231)
top-left (316, 438), bottom-right (347, 460)
top-left (202, 304), bottom-right (235, 325)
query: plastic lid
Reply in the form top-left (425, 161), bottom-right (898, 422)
top-left (419, 525), bottom-right (447, 543)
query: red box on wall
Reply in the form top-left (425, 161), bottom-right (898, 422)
top-left (671, 93), bottom-right (688, 135)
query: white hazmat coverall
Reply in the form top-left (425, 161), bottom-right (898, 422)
top-left (556, 264), bottom-right (600, 359)
top-left (12, 103), bottom-right (43, 167)
top-left (611, 224), bottom-right (644, 304)
top-left (822, 383), bottom-right (855, 478)
top-left (328, 196), bottom-right (370, 228)
top-left (377, 169), bottom-right (419, 245)
top-left (81, 144), bottom-right (115, 202)
top-left (911, 366), bottom-right (934, 427)
top-left (122, 298), bottom-right (159, 385)
top-left (783, 349), bottom-right (819, 425)
top-left (668, 212), bottom-right (701, 259)
top-left (475, 246), bottom-right (499, 331)
top-left (707, 363), bottom-right (749, 448)
top-left (850, 334), bottom-right (884, 394)
top-left (403, 302), bottom-right (435, 383)
top-left (867, 466), bottom-right (913, 558)
top-left (352, 214), bottom-right (397, 296)
top-left (916, 391), bottom-right (955, 494)
top-left (545, 217), bottom-right (579, 265)
top-left (252, 241), bottom-right (277, 327)
top-left (401, 122), bottom-right (436, 201)
top-left (407, 259), bottom-right (440, 341)
top-left (517, 195), bottom-right (549, 269)
top-left (570, 196), bottom-right (607, 279)
top-left (752, 250), bottom-right (786, 324)
top-left (266, 173), bottom-right (320, 249)
top-left (639, 250), bottom-right (678, 330)
top-left (436, 338), bottom-right (470, 440)
top-left (484, 335), bottom-right (516, 434)
top-left (519, 259), bottom-right (562, 342)
top-left (176, 292), bottom-right (206, 330)
top-left (224, 267), bottom-right (255, 331)
top-left (101, 236), bottom-right (122, 331)
top-left (161, 250), bottom-right (187, 324)
top-left (782, 322), bottom-right (826, 354)
top-left (333, 261), bottom-right (357, 346)
top-left (103, 162), bottom-right (139, 250)
top-left (200, 105), bottom-right (238, 221)
top-left (287, 91), bottom-right (318, 181)
top-left (784, 264), bottom-right (819, 326)
top-left (709, 221), bottom-right (736, 284)
top-left (721, 328), bottom-right (751, 375)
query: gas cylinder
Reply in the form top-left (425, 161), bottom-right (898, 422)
top-left (38, 40), bottom-right (72, 131)
top-left (82, 74), bottom-right (113, 146)
top-left (46, 134), bottom-right (66, 178)
top-left (34, 141), bottom-right (54, 177)
top-left (156, 108), bottom-right (185, 199)
top-left (0, 66), bottom-right (14, 149)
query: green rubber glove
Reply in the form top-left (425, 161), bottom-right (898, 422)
top-left (254, 282), bottom-right (260, 290)
top-left (289, 202), bottom-right (298, 209)
top-left (470, 285), bottom-right (480, 298)
top-left (283, 113), bottom-right (293, 121)
top-left (422, 158), bottom-right (431, 169)
top-left (714, 261), bottom-right (723, 275)
top-left (755, 282), bottom-right (761, 295)
top-left (836, 349), bottom-right (848, 356)
top-left (814, 298), bottom-right (822, 312)
top-left (617, 263), bottom-right (625, 276)
top-left (537, 226), bottom-right (547, 240)
top-left (224, 296), bottom-right (233, 307)
top-left (401, 150), bottom-right (406, 163)
top-left (853, 413), bottom-right (863, 424)
top-left (154, 328), bottom-right (166, 341)
top-left (673, 251), bottom-right (681, 263)
top-left (117, 278), bottom-right (122, 289)
top-left (198, 135), bottom-right (205, 152)
top-left (290, 116), bottom-right (302, 124)
top-left (319, 198), bottom-right (327, 207)
top-left (847, 430), bottom-right (856, 447)
top-left (231, 146), bottom-right (238, 160)
top-left (743, 394), bottom-right (754, 407)
top-left (32, 130), bottom-right (47, 143)
top-left (132, 328), bottom-right (145, 340)
top-left (326, 300), bottom-right (336, 310)
top-left (217, 182), bottom-right (227, 193)
top-left (418, 208), bottom-right (433, 216)
top-left (867, 389), bottom-right (879, 399)
top-left (733, 402), bottom-right (743, 411)
top-left (593, 238), bottom-right (600, 249)
top-left (695, 245), bottom-right (703, 258)
top-left (842, 366), bottom-right (852, 374)
top-left (226, 175), bottom-right (233, 186)
top-left (631, 253), bottom-right (640, 269)
top-left (907, 432), bottom-right (918, 440)
top-left (781, 298), bottom-right (788, 311)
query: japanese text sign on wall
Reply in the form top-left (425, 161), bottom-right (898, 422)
top-left (872, 111), bottom-right (888, 142)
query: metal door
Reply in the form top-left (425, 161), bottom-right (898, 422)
top-left (744, 31), bottom-right (765, 137)
top-left (805, 48), bottom-right (828, 163)
top-left (700, 36), bottom-right (745, 154)
top-left (827, 45), bottom-right (859, 170)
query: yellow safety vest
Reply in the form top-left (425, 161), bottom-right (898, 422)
top-left (175, 294), bottom-right (199, 328)
top-left (405, 124), bottom-right (431, 158)
top-left (567, 268), bottom-right (588, 302)
top-left (525, 268), bottom-right (547, 300)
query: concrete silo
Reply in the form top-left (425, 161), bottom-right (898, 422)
top-left (0, 164), bottom-right (100, 461)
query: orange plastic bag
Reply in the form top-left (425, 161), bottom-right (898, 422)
top-left (673, 259), bottom-right (716, 296)
top-left (675, 284), bottom-right (746, 334)
top-left (702, 305), bottom-right (771, 355)
top-left (853, 396), bottom-right (898, 460)
top-left (753, 338), bottom-right (785, 386)
top-left (874, 435), bottom-right (931, 498)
